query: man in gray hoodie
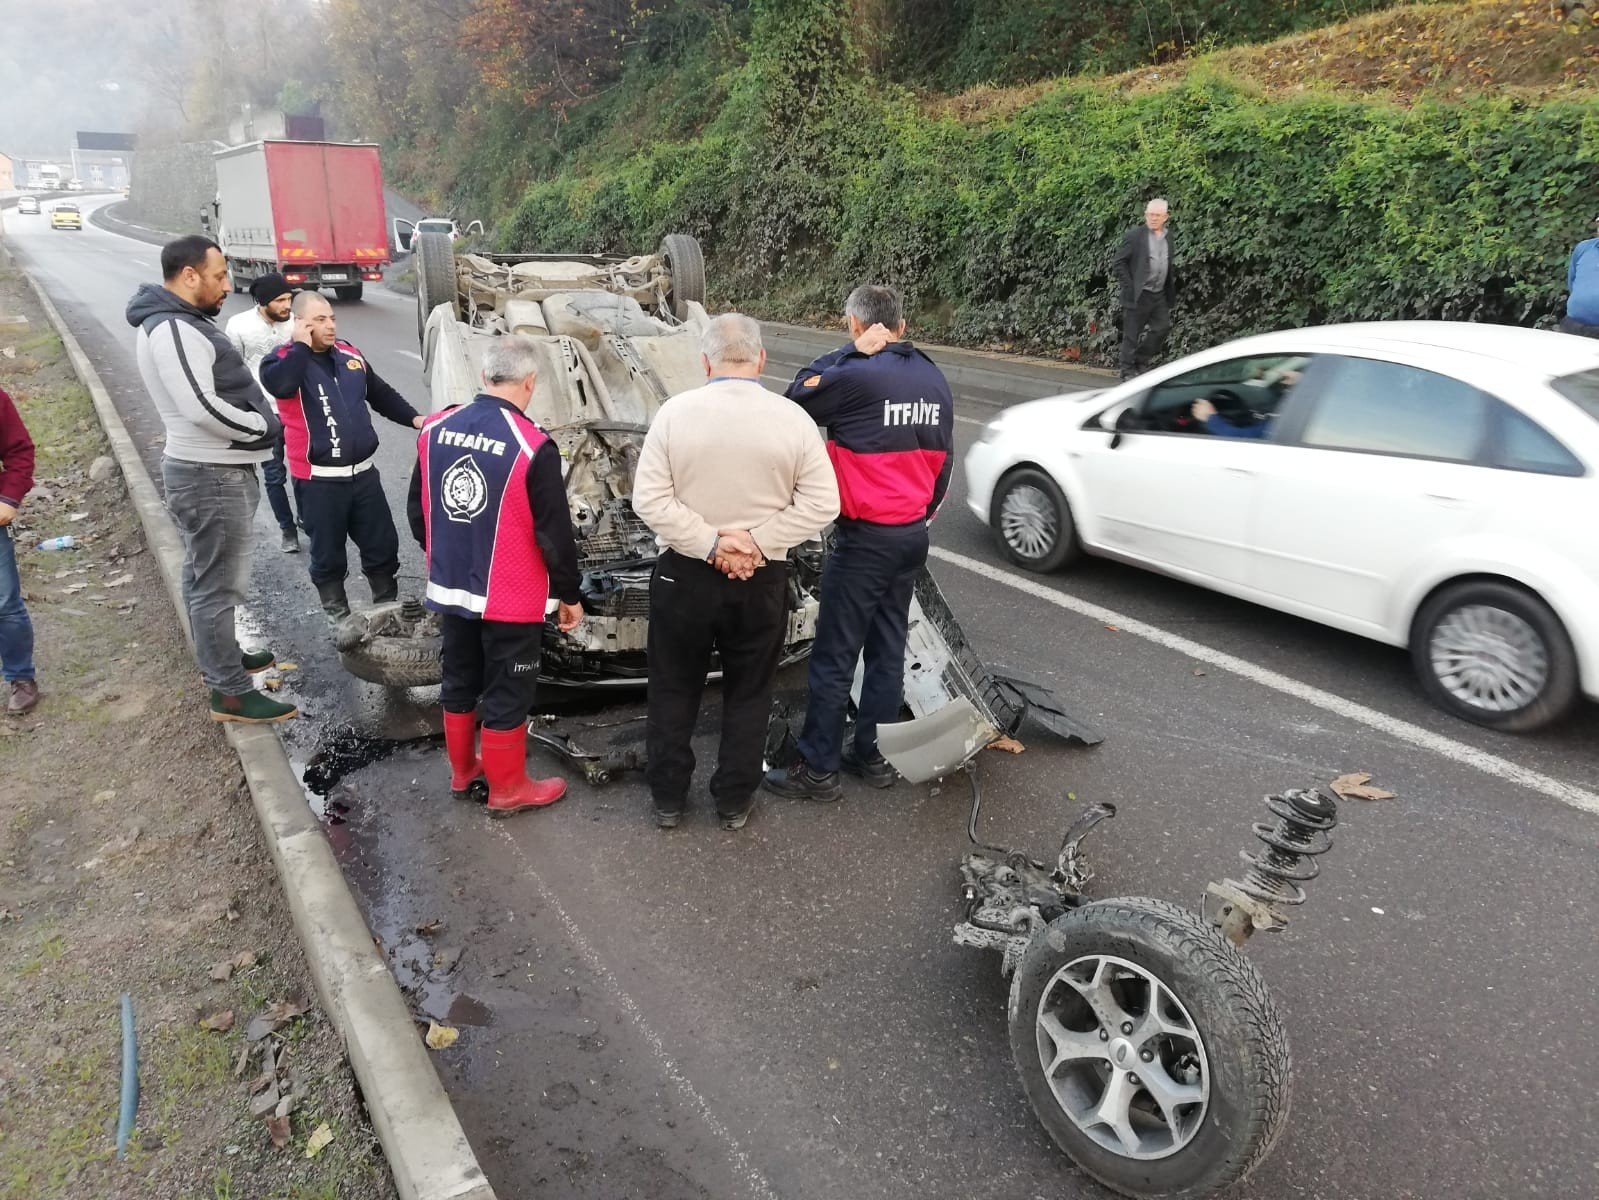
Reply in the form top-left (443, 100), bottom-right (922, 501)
top-left (126, 236), bottom-right (297, 724)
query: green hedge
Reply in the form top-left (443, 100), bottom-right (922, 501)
top-left (501, 69), bottom-right (1599, 363)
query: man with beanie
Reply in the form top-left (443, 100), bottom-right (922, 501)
top-left (406, 334), bottom-right (583, 817)
top-left (126, 236), bottom-right (297, 724)
top-left (261, 291), bottom-right (424, 620)
top-left (224, 273), bottom-right (298, 552)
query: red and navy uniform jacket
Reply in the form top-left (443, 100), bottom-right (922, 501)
top-left (786, 340), bottom-right (954, 528)
top-left (259, 340), bottom-right (419, 480)
top-left (405, 395), bottom-right (582, 623)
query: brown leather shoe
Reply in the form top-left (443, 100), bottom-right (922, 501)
top-left (6, 680), bottom-right (40, 715)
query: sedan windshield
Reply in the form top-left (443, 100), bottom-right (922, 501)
top-left (1552, 369), bottom-right (1599, 423)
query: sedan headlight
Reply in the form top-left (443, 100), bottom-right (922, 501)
top-left (978, 415), bottom-right (1009, 444)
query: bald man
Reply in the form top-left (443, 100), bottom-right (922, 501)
top-left (259, 292), bottom-right (425, 619)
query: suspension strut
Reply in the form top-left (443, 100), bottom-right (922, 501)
top-left (1204, 787), bottom-right (1339, 946)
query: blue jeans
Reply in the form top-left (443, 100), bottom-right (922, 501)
top-left (796, 523), bottom-right (930, 772)
top-left (0, 526), bottom-right (36, 683)
top-left (261, 438), bottom-right (297, 533)
top-left (162, 457), bottom-right (259, 696)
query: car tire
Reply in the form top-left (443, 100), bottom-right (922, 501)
top-left (659, 233), bottom-right (706, 321)
top-left (1411, 580), bottom-right (1579, 732)
top-left (991, 467), bottom-right (1080, 573)
top-left (415, 230), bottom-right (458, 345)
top-left (1009, 897), bottom-right (1290, 1200)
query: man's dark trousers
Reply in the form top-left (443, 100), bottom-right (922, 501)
top-left (293, 468), bottom-right (400, 586)
top-left (261, 438), bottom-right (296, 533)
top-left (441, 614), bottom-right (542, 730)
top-left (797, 522), bottom-right (930, 773)
top-left (647, 550), bottom-right (789, 817)
top-left (1119, 291), bottom-right (1172, 379)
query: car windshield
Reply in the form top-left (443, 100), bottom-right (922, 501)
top-left (417, 220), bottom-right (452, 233)
top-left (1552, 369), bottom-right (1599, 424)
top-left (58, 204), bottom-right (78, 212)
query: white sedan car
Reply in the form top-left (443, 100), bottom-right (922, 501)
top-left (964, 323), bottom-right (1599, 732)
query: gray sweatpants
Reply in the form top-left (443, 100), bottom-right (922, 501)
top-left (162, 457), bottom-right (260, 696)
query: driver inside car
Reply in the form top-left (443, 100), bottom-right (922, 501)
top-left (1190, 361), bottom-right (1306, 438)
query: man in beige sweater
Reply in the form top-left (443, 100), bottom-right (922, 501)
top-left (632, 313), bottom-right (840, 831)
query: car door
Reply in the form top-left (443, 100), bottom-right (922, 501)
top-left (1246, 353), bottom-right (1499, 636)
top-left (1073, 352), bottom-right (1315, 588)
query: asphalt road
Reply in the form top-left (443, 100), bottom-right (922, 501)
top-left (7, 197), bottom-right (1598, 1200)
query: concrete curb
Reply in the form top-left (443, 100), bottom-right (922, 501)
top-left (87, 201), bottom-right (182, 247)
top-left (21, 271), bottom-right (498, 1200)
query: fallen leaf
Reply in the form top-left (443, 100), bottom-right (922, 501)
top-left (416, 919), bottom-right (445, 937)
top-left (305, 1122), bottom-right (334, 1158)
top-left (262, 676), bottom-right (282, 692)
top-left (232, 1044), bottom-right (252, 1079)
top-left (1104, 624), bottom-right (1120, 632)
top-left (68, 511), bottom-right (89, 522)
top-left (277, 661), bottom-right (298, 671)
top-left (265, 1114), bottom-right (290, 1149)
top-left (431, 946), bottom-right (462, 976)
top-left (199, 1009), bottom-right (235, 1033)
top-left (425, 1021), bottom-right (459, 1050)
top-left (246, 999), bottom-right (310, 1041)
top-left (233, 950), bottom-right (258, 970)
top-left (209, 960), bottom-right (235, 982)
top-left (1192, 668), bottom-right (1206, 676)
top-left (1330, 771), bottom-right (1396, 802)
top-left (987, 735), bottom-right (1026, 755)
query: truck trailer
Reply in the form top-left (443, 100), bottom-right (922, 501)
top-left (209, 140), bottom-right (390, 302)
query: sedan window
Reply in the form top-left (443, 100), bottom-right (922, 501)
top-left (1136, 354), bottom-right (1313, 437)
top-left (1491, 404), bottom-right (1584, 476)
top-left (1300, 356), bottom-right (1487, 463)
top-left (1552, 369), bottom-right (1599, 424)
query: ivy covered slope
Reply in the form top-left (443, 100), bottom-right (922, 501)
top-left (488, 0), bottom-right (1599, 362)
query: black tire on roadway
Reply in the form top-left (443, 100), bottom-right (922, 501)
top-left (659, 233), bottom-right (706, 321)
top-left (1410, 578), bottom-right (1579, 733)
top-left (990, 466), bottom-right (1080, 573)
top-left (339, 632), bottom-right (444, 689)
top-left (1009, 897), bottom-right (1291, 1200)
top-left (334, 283), bottom-right (364, 302)
top-left (414, 230), bottom-right (458, 346)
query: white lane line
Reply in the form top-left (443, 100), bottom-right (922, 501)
top-left (396, 349), bottom-right (422, 362)
top-left (495, 831), bottom-right (780, 1200)
top-left (929, 545), bottom-right (1599, 816)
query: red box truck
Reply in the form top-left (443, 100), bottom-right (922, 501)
top-left (209, 140), bottom-right (390, 302)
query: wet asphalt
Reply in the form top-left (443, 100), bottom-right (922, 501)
top-left (8, 196), bottom-right (1599, 1200)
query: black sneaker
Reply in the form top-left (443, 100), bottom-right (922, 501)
top-left (241, 648), bottom-right (276, 673)
top-left (717, 800), bottom-right (754, 830)
top-left (280, 528), bottom-right (299, 554)
top-left (762, 757), bottom-right (842, 803)
top-left (841, 745), bottom-right (896, 789)
top-left (653, 806), bottom-right (683, 829)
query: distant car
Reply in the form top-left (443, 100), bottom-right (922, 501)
top-left (16, 195), bottom-right (41, 215)
top-left (65, 179), bottom-right (84, 192)
top-left (50, 203), bottom-right (83, 230)
top-left (964, 322), bottom-right (1599, 732)
top-left (392, 215), bottom-right (485, 253)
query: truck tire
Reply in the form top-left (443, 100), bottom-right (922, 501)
top-left (334, 283), bottom-right (364, 302)
top-left (1009, 897), bottom-right (1290, 1200)
top-left (659, 233), bottom-right (706, 321)
top-left (415, 231), bottom-right (458, 345)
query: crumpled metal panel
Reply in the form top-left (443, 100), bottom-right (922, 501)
top-left (878, 698), bottom-right (1001, 784)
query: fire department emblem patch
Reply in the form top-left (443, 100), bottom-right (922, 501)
top-left (441, 455), bottom-right (489, 523)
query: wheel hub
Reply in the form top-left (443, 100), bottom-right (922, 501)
top-left (1429, 603), bottom-right (1548, 713)
top-left (1108, 1037), bottom-right (1136, 1068)
top-left (999, 485), bottom-right (1057, 559)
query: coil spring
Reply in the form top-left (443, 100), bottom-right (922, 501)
top-left (1232, 788), bottom-right (1338, 908)
top-left (401, 597), bottom-right (426, 622)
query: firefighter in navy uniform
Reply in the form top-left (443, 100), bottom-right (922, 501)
top-left (260, 291), bottom-right (425, 619)
top-left (406, 335), bottom-right (585, 817)
top-left (763, 285), bottom-right (955, 801)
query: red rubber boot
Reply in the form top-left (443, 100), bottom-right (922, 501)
top-left (442, 709), bottom-right (484, 801)
top-left (479, 725), bottom-right (567, 817)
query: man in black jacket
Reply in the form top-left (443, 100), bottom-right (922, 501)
top-left (260, 291), bottom-right (424, 619)
top-left (1113, 198), bottom-right (1176, 381)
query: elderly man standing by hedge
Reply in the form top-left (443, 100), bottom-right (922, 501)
top-left (1114, 198), bottom-right (1177, 380)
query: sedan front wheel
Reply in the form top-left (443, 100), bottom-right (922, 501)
top-left (991, 467), bottom-right (1079, 573)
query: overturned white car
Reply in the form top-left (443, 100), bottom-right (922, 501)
top-left (335, 232), bottom-right (823, 688)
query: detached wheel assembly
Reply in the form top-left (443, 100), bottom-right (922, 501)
top-left (1009, 899), bottom-right (1290, 1200)
top-left (414, 230), bottom-right (459, 344)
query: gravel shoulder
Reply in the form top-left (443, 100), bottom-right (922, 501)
top-left (0, 265), bottom-right (398, 1200)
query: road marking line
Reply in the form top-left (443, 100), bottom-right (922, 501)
top-left (397, 349), bottom-right (422, 362)
top-left (929, 545), bottom-right (1599, 816)
top-left (496, 832), bottom-right (781, 1200)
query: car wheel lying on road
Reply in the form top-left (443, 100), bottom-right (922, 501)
top-left (1009, 897), bottom-right (1290, 1200)
top-left (1411, 579), bottom-right (1579, 733)
top-left (991, 466), bottom-right (1080, 573)
top-left (334, 601), bottom-right (445, 689)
